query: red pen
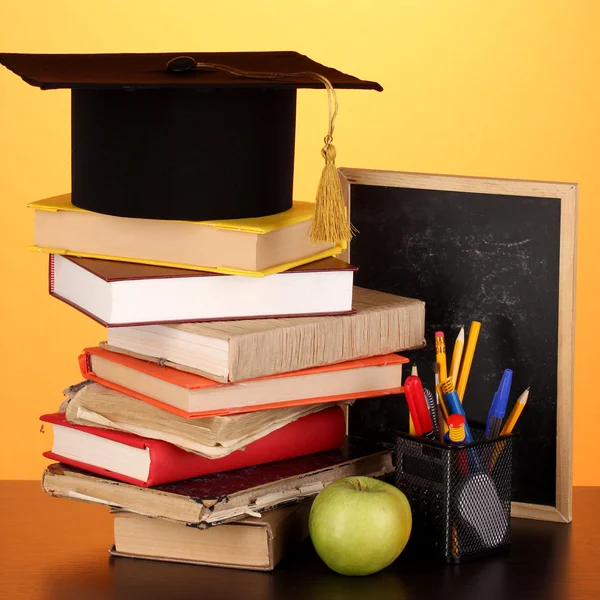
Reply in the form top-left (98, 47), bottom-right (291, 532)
top-left (404, 375), bottom-right (435, 440)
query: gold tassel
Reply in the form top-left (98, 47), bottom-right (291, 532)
top-left (309, 142), bottom-right (353, 245)
top-left (166, 58), bottom-right (355, 244)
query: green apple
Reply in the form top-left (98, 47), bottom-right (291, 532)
top-left (309, 476), bottom-right (412, 576)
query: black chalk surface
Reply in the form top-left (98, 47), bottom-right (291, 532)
top-left (348, 184), bottom-right (561, 508)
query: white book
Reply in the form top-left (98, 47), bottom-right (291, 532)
top-left (50, 254), bottom-right (356, 326)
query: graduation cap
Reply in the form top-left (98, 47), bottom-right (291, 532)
top-left (0, 52), bottom-right (382, 244)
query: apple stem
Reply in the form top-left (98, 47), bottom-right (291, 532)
top-left (356, 479), bottom-right (363, 491)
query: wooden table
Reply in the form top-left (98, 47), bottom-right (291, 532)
top-left (1, 482), bottom-right (598, 599)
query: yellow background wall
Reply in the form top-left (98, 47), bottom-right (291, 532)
top-left (0, 1), bottom-right (597, 482)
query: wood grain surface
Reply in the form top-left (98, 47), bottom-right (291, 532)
top-left (1, 482), bottom-right (598, 600)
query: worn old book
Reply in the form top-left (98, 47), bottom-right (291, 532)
top-left (62, 382), bottom-right (345, 458)
top-left (79, 347), bottom-right (407, 417)
top-left (49, 254), bottom-right (357, 326)
top-left (41, 438), bottom-right (394, 525)
top-left (41, 407), bottom-right (345, 486)
top-left (30, 194), bottom-right (342, 277)
top-left (105, 286), bottom-right (426, 383)
top-left (110, 501), bottom-right (311, 571)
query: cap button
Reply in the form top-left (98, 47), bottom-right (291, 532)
top-left (166, 56), bottom-right (197, 73)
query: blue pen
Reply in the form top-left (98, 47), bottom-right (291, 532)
top-left (485, 369), bottom-right (513, 439)
top-left (440, 378), bottom-right (473, 443)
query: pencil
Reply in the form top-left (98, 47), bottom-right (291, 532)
top-left (490, 387), bottom-right (528, 470)
top-left (435, 331), bottom-right (448, 386)
top-left (456, 321), bottom-right (481, 402)
top-left (500, 388), bottom-right (530, 435)
top-left (449, 327), bottom-right (465, 388)
top-left (409, 416), bottom-right (416, 436)
top-left (434, 360), bottom-right (442, 406)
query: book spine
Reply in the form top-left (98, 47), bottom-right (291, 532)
top-left (228, 302), bottom-right (425, 382)
top-left (48, 254), bottom-right (55, 293)
top-left (79, 350), bottom-right (94, 378)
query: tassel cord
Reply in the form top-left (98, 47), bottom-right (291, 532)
top-left (178, 59), bottom-right (350, 244)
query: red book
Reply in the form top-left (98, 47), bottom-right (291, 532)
top-left (40, 406), bottom-right (346, 488)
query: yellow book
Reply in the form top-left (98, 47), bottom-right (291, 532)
top-left (29, 194), bottom-right (344, 277)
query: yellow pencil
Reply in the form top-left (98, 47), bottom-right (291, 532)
top-left (456, 321), bottom-right (481, 402)
top-left (435, 331), bottom-right (448, 385)
top-left (408, 413), bottom-right (417, 437)
top-left (434, 360), bottom-right (441, 403)
top-left (500, 388), bottom-right (530, 435)
top-left (449, 327), bottom-right (465, 388)
top-left (491, 388), bottom-right (528, 469)
top-left (409, 417), bottom-right (416, 436)
top-left (435, 332), bottom-right (450, 434)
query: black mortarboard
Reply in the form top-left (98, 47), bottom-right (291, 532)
top-left (0, 52), bottom-right (381, 243)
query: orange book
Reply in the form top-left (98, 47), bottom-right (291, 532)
top-left (79, 346), bottom-right (407, 418)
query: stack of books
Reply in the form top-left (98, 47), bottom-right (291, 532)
top-left (35, 194), bottom-right (425, 570)
top-left (3, 49), bottom-right (424, 571)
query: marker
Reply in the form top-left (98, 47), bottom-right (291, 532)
top-left (449, 327), bottom-right (465, 387)
top-left (440, 378), bottom-right (473, 443)
top-left (457, 321), bottom-right (481, 402)
top-left (500, 387), bottom-right (529, 435)
top-left (404, 375), bottom-right (436, 440)
top-left (408, 364), bottom-right (418, 435)
top-left (485, 369), bottom-right (513, 439)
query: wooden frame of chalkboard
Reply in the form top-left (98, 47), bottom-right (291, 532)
top-left (340, 167), bottom-right (577, 523)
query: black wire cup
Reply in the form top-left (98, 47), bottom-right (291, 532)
top-left (395, 431), bottom-right (513, 563)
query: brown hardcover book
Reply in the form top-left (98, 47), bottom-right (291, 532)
top-left (41, 438), bottom-right (394, 526)
top-left (105, 286), bottom-right (426, 382)
top-left (30, 194), bottom-right (341, 277)
top-left (49, 254), bottom-right (357, 326)
top-left (110, 501), bottom-right (312, 571)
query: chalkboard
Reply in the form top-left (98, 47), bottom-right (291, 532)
top-left (341, 169), bottom-right (576, 523)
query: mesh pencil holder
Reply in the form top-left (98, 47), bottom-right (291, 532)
top-left (395, 431), bottom-right (513, 563)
